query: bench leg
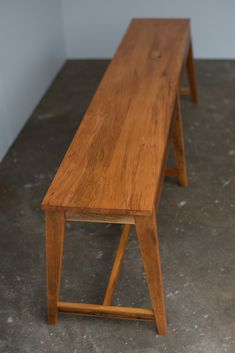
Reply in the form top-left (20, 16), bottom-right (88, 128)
top-left (186, 39), bottom-right (197, 103)
top-left (172, 96), bottom-right (188, 187)
top-left (135, 214), bottom-right (167, 335)
top-left (45, 210), bottom-right (65, 324)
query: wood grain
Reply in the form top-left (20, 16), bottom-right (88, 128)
top-left (172, 95), bottom-right (188, 187)
top-left (58, 301), bottom-right (154, 321)
top-left (186, 40), bottom-right (198, 103)
top-left (135, 213), bottom-right (168, 334)
top-left (45, 210), bottom-right (65, 324)
top-left (42, 19), bottom-right (191, 217)
top-left (165, 167), bottom-right (179, 177)
top-left (42, 19), bottom-right (197, 333)
top-left (65, 210), bottom-right (134, 224)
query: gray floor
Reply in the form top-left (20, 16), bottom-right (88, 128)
top-left (0, 60), bottom-right (235, 353)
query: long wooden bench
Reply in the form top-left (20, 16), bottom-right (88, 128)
top-left (42, 18), bottom-right (197, 334)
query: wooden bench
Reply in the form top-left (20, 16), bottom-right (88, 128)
top-left (42, 18), bottom-right (197, 334)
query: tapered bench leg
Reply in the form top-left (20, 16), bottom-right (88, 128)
top-left (172, 95), bottom-right (188, 187)
top-left (179, 38), bottom-right (197, 103)
top-left (186, 39), bottom-right (197, 103)
top-left (45, 210), bottom-right (65, 324)
top-left (135, 214), bottom-right (167, 335)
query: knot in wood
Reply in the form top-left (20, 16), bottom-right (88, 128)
top-left (150, 50), bottom-right (162, 60)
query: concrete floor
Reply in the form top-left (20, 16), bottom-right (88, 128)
top-left (0, 60), bottom-right (235, 353)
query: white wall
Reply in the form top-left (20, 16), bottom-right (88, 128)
top-left (61, 0), bottom-right (235, 59)
top-left (0, 0), bottom-right (66, 160)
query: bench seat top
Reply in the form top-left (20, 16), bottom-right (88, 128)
top-left (42, 19), bottom-right (190, 216)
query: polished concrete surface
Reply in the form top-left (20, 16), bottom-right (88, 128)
top-left (0, 60), bottom-right (235, 353)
